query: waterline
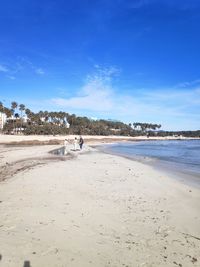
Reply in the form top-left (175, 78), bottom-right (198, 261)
top-left (99, 140), bottom-right (200, 188)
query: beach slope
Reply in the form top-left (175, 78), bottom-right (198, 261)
top-left (0, 144), bottom-right (200, 267)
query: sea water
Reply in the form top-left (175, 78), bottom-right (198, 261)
top-left (101, 140), bottom-right (200, 186)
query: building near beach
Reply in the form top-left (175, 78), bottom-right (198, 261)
top-left (0, 112), bottom-right (7, 129)
top-left (65, 121), bottom-right (70, 128)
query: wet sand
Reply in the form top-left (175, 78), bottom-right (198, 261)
top-left (0, 141), bottom-right (200, 267)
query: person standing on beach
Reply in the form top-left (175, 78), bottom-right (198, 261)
top-left (74, 137), bottom-right (78, 151)
top-left (79, 136), bottom-right (84, 150)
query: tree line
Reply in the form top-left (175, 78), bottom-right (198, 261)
top-left (0, 101), bottom-right (199, 137)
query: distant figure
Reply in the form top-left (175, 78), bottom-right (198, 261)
top-left (64, 138), bottom-right (69, 146)
top-left (74, 137), bottom-right (78, 150)
top-left (79, 136), bottom-right (84, 150)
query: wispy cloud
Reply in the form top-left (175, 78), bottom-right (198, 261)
top-left (52, 65), bottom-right (116, 111)
top-left (176, 79), bottom-right (200, 88)
top-left (7, 75), bottom-right (16, 80)
top-left (35, 68), bottom-right (45, 75)
top-left (0, 64), bottom-right (8, 72)
top-left (0, 57), bottom-right (46, 78)
top-left (18, 57), bottom-right (45, 76)
top-left (51, 65), bottom-right (200, 130)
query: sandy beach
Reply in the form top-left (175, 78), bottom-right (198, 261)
top-left (0, 134), bottom-right (198, 146)
top-left (0, 135), bottom-right (200, 267)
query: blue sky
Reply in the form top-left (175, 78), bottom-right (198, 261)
top-left (0, 0), bottom-right (200, 130)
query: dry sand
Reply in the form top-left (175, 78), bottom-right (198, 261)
top-left (0, 134), bottom-right (198, 146)
top-left (0, 137), bottom-right (200, 267)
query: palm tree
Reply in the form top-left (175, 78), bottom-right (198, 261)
top-left (11, 101), bottom-right (18, 114)
top-left (25, 108), bottom-right (32, 125)
top-left (14, 113), bottom-right (19, 118)
top-left (25, 108), bottom-right (31, 118)
top-left (11, 101), bottom-right (18, 133)
top-left (19, 104), bottom-right (25, 132)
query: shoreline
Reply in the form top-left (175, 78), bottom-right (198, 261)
top-left (0, 133), bottom-right (199, 146)
top-left (0, 142), bottom-right (200, 266)
top-left (95, 142), bottom-right (200, 190)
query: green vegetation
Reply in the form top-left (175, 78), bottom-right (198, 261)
top-left (149, 130), bottom-right (200, 138)
top-left (0, 101), bottom-right (199, 137)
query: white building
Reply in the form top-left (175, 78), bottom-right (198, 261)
top-left (133, 125), bottom-right (142, 131)
top-left (65, 121), bottom-right (70, 128)
top-left (0, 112), bottom-right (7, 129)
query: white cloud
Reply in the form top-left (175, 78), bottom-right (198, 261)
top-left (35, 68), bottom-right (45, 75)
top-left (176, 79), bottom-right (200, 88)
top-left (52, 66), bottom-right (118, 111)
top-left (7, 75), bottom-right (16, 80)
top-left (0, 58), bottom-right (46, 78)
top-left (51, 65), bottom-right (200, 130)
top-left (142, 87), bottom-right (200, 107)
top-left (0, 64), bottom-right (8, 72)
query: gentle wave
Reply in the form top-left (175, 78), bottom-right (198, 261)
top-left (101, 140), bottom-right (200, 178)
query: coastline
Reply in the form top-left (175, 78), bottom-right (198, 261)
top-left (0, 136), bottom-right (200, 266)
top-left (0, 133), bottom-right (199, 146)
top-left (96, 142), bottom-right (200, 190)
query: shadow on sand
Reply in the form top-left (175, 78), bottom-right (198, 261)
top-left (0, 254), bottom-right (31, 267)
top-left (23, 261), bottom-right (31, 267)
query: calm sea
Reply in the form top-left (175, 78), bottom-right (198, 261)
top-left (100, 140), bottom-right (200, 186)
